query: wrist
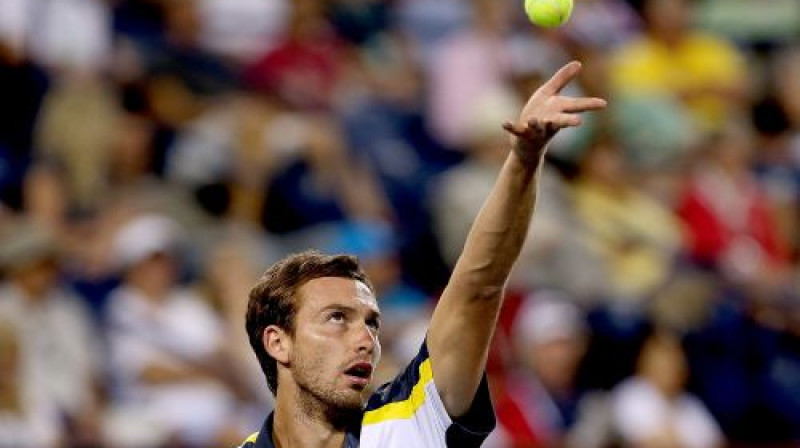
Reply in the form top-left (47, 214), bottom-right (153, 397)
top-left (510, 142), bottom-right (546, 170)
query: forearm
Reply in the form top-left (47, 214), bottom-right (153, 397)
top-left (450, 151), bottom-right (540, 292)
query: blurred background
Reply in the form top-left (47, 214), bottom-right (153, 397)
top-left (0, 0), bottom-right (799, 446)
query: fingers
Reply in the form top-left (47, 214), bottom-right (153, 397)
top-left (547, 114), bottom-right (582, 128)
top-left (540, 61), bottom-right (582, 96)
top-left (502, 115), bottom-right (582, 138)
top-left (502, 121), bottom-right (527, 136)
top-left (556, 96), bottom-right (607, 112)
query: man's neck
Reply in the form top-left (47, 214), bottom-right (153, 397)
top-left (271, 389), bottom-right (350, 448)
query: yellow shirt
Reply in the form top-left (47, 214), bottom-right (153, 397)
top-left (610, 33), bottom-right (746, 131)
top-left (572, 180), bottom-right (683, 300)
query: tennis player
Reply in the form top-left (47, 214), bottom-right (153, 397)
top-left (239, 61), bottom-right (606, 448)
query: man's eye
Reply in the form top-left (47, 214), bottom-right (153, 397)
top-left (367, 318), bottom-right (381, 331)
top-left (328, 311), bottom-right (346, 323)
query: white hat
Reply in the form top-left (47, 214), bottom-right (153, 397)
top-left (512, 290), bottom-right (586, 346)
top-left (113, 214), bottom-right (181, 270)
top-left (0, 0), bottom-right (29, 54)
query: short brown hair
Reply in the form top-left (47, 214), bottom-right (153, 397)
top-left (246, 250), bottom-right (373, 395)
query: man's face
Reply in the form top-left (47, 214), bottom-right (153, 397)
top-left (289, 277), bottom-right (382, 412)
top-left (646, 0), bottom-right (689, 40)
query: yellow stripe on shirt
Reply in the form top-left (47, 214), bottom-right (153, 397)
top-left (242, 432), bottom-right (258, 445)
top-left (362, 358), bottom-right (434, 425)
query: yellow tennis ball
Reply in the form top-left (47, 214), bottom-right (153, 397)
top-left (524, 0), bottom-right (573, 28)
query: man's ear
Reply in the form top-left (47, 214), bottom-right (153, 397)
top-left (264, 325), bottom-right (291, 365)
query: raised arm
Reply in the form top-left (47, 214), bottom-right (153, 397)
top-left (426, 61), bottom-right (606, 416)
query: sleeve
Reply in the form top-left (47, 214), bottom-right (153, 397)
top-left (364, 340), bottom-right (496, 447)
top-left (445, 373), bottom-right (495, 447)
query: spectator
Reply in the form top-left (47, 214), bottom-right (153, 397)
top-left (612, 331), bottom-right (723, 448)
top-left (609, 0), bottom-right (748, 133)
top-left (427, 0), bottom-right (513, 148)
top-left (488, 292), bottom-right (594, 447)
top-left (261, 115), bottom-right (389, 234)
top-left (0, 220), bottom-right (103, 446)
top-left (34, 80), bottom-right (119, 211)
top-left (571, 133), bottom-right (683, 303)
top-left (676, 119), bottom-right (790, 285)
top-left (243, 0), bottom-right (345, 110)
top-left (104, 213), bottom-right (243, 447)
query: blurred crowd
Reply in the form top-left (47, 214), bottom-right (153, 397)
top-left (0, 0), bottom-right (799, 446)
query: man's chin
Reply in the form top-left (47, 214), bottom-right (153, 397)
top-left (337, 378), bottom-right (372, 402)
top-left (337, 389), bottom-right (370, 411)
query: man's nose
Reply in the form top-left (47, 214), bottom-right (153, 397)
top-left (354, 322), bottom-right (378, 355)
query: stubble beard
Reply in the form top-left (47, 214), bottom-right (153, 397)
top-left (291, 351), bottom-right (367, 429)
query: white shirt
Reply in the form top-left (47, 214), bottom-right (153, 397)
top-left (612, 378), bottom-right (722, 448)
top-left (106, 285), bottom-right (236, 446)
top-left (0, 284), bottom-right (99, 416)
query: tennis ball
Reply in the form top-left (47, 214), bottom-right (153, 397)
top-left (524, 0), bottom-right (573, 28)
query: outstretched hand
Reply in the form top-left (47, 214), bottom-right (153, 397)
top-left (502, 61), bottom-right (606, 167)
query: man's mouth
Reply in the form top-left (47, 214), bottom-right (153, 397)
top-left (343, 362), bottom-right (373, 387)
